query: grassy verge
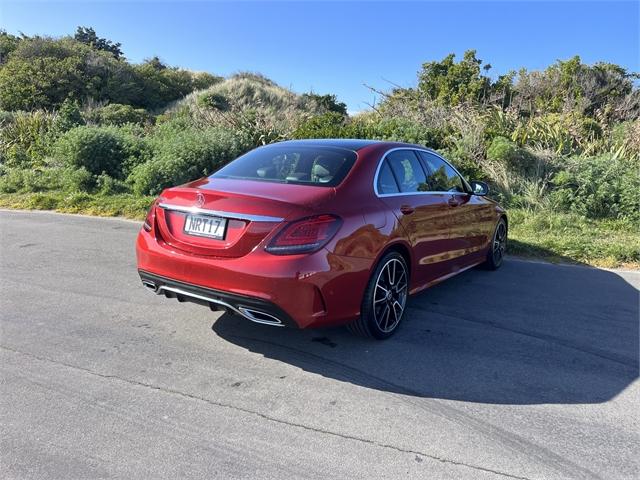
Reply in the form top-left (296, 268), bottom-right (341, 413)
top-left (0, 192), bottom-right (153, 220)
top-left (508, 209), bottom-right (639, 269)
top-left (1, 192), bottom-right (637, 269)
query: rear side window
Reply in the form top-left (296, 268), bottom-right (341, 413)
top-left (212, 145), bottom-right (357, 187)
top-left (418, 151), bottom-right (466, 193)
top-left (376, 161), bottom-right (400, 194)
top-left (385, 150), bottom-right (428, 193)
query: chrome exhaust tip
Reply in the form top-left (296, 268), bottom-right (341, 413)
top-left (142, 280), bottom-right (158, 293)
top-left (237, 307), bottom-right (283, 326)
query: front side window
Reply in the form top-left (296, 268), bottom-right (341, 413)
top-left (212, 145), bottom-right (357, 187)
top-left (418, 151), bottom-right (466, 193)
top-left (385, 150), bottom-right (428, 193)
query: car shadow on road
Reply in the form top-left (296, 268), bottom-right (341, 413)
top-left (211, 260), bottom-right (639, 405)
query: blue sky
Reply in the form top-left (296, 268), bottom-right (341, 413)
top-left (2, 1), bottom-right (639, 112)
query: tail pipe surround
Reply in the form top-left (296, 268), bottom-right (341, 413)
top-left (141, 278), bottom-right (284, 327)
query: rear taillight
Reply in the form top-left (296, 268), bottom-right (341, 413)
top-left (265, 214), bottom-right (342, 255)
top-left (143, 202), bottom-right (156, 232)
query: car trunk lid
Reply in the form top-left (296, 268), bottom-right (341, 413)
top-left (154, 178), bottom-right (334, 258)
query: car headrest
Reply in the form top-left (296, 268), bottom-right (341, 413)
top-left (312, 155), bottom-right (343, 183)
top-left (312, 163), bottom-right (331, 179)
top-left (257, 166), bottom-right (272, 178)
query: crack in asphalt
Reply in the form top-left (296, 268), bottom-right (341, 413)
top-left (1, 344), bottom-right (533, 480)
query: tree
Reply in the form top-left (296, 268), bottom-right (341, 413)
top-left (0, 33), bottom-right (215, 111)
top-left (0, 54), bottom-right (86, 110)
top-left (512, 56), bottom-right (636, 116)
top-left (0, 36), bottom-right (135, 110)
top-left (132, 58), bottom-right (196, 110)
top-left (301, 93), bottom-right (348, 115)
top-left (0, 30), bottom-right (20, 64)
top-left (417, 50), bottom-right (492, 106)
top-left (74, 26), bottom-right (123, 59)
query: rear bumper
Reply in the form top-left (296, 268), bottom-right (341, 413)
top-left (136, 228), bottom-right (373, 328)
top-left (139, 270), bottom-right (297, 327)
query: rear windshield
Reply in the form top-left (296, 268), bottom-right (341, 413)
top-left (212, 145), bottom-right (357, 187)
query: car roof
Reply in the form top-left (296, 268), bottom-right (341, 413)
top-left (272, 138), bottom-right (394, 151)
top-left (264, 139), bottom-right (442, 161)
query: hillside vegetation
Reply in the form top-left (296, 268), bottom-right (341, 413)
top-left (0, 28), bottom-right (638, 267)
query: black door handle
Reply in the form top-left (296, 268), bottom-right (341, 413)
top-left (400, 205), bottom-right (415, 215)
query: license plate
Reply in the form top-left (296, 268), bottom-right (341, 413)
top-left (184, 214), bottom-right (227, 240)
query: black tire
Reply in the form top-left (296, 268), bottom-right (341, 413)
top-left (483, 217), bottom-right (507, 270)
top-left (347, 251), bottom-right (409, 339)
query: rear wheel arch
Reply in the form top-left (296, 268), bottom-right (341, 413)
top-left (500, 213), bottom-right (508, 231)
top-left (378, 242), bottom-right (413, 283)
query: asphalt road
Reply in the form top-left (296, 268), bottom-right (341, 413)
top-left (1, 210), bottom-right (638, 480)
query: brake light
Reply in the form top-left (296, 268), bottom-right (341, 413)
top-left (265, 214), bottom-right (342, 255)
top-left (143, 201), bottom-right (156, 232)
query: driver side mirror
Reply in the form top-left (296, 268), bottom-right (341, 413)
top-left (469, 180), bottom-right (489, 196)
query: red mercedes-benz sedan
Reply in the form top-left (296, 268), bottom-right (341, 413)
top-left (136, 139), bottom-right (506, 339)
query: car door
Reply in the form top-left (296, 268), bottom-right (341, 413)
top-left (417, 151), bottom-right (494, 269)
top-left (376, 149), bottom-right (452, 285)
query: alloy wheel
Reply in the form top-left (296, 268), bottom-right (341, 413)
top-left (493, 221), bottom-right (507, 265)
top-left (373, 258), bottom-right (408, 333)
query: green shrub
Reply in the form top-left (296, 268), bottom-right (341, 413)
top-left (53, 125), bottom-right (150, 179)
top-left (197, 92), bottom-right (230, 111)
top-left (293, 113), bottom-right (446, 148)
top-left (0, 36), bottom-right (135, 110)
top-left (64, 191), bottom-right (94, 209)
top-left (54, 126), bottom-right (125, 177)
top-left (0, 110), bottom-right (15, 124)
top-left (0, 35), bottom-right (214, 111)
top-left (362, 117), bottom-right (446, 147)
top-left (95, 172), bottom-right (129, 195)
top-left (156, 112), bottom-right (196, 130)
top-left (86, 103), bottom-right (151, 126)
top-left (436, 148), bottom-right (486, 182)
top-left (300, 93), bottom-right (348, 115)
top-left (292, 112), bottom-right (347, 139)
top-left (54, 98), bottom-right (84, 132)
top-left (61, 167), bottom-right (95, 192)
top-left (0, 168), bottom-right (38, 193)
top-left (610, 120), bottom-right (640, 160)
top-left (551, 154), bottom-right (640, 220)
top-left (110, 124), bottom-right (152, 177)
top-left (0, 166), bottom-right (97, 193)
top-left (132, 59), bottom-right (196, 110)
top-left (25, 192), bottom-right (59, 210)
top-left (486, 136), bottom-right (537, 175)
top-left (129, 128), bottom-right (248, 195)
top-left (191, 72), bottom-right (224, 91)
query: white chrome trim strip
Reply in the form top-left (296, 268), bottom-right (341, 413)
top-left (158, 203), bottom-right (284, 223)
top-left (372, 147), bottom-right (471, 198)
